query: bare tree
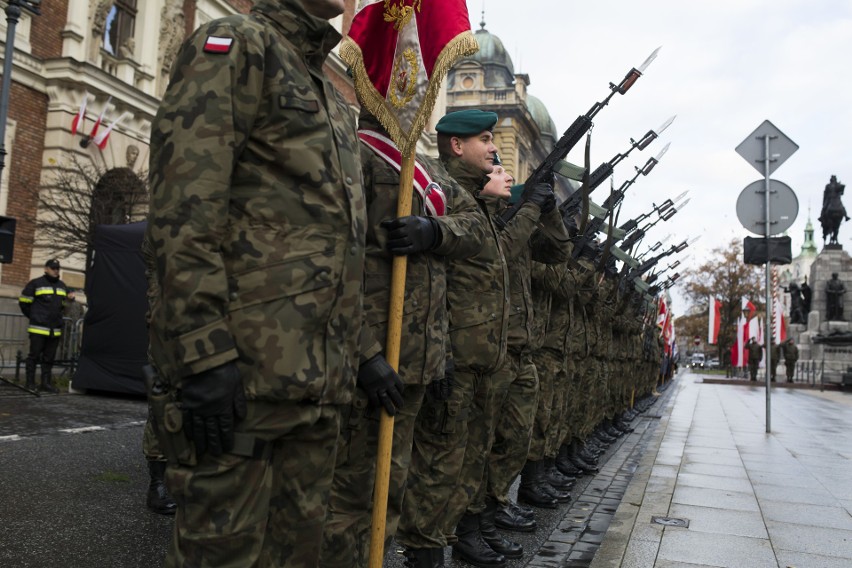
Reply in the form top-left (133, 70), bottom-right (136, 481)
top-left (681, 239), bottom-right (764, 368)
top-left (34, 153), bottom-right (148, 265)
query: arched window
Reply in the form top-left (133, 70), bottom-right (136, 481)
top-left (91, 167), bottom-right (146, 226)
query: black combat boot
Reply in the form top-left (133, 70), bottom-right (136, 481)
top-left (538, 463), bottom-right (572, 504)
top-left (39, 366), bottom-right (59, 394)
top-left (494, 501), bottom-right (536, 532)
top-left (147, 460), bottom-right (177, 515)
top-left (404, 547), bottom-right (445, 568)
top-left (569, 440), bottom-right (599, 474)
top-left (517, 460), bottom-right (557, 509)
top-left (544, 457), bottom-right (575, 490)
top-left (24, 359), bottom-right (36, 391)
top-left (452, 512), bottom-right (506, 567)
top-left (556, 444), bottom-right (583, 477)
top-left (480, 498), bottom-right (523, 559)
top-left (594, 424), bottom-right (617, 444)
top-left (604, 419), bottom-right (623, 438)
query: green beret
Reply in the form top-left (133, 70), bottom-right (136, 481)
top-left (509, 184), bottom-right (524, 205)
top-left (435, 109), bottom-right (498, 136)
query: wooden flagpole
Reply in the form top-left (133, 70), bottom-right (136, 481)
top-left (368, 149), bottom-right (415, 567)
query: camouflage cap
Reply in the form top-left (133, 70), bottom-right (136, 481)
top-left (435, 109), bottom-right (498, 136)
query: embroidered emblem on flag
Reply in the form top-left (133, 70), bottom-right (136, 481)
top-left (204, 36), bottom-right (233, 54)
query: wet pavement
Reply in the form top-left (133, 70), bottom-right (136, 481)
top-left (0, 374), bottom-right (679, 568)
top-left (591, 372), bottom-right (852, 568)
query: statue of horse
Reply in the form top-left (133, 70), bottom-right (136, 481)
top-left (819, 175), bottom-right (849, 245)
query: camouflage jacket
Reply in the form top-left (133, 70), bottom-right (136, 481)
top-left (146, 0), bottom-right (366, 405)
top-left (358, 130), bottom-right (486, 385)
top-left (495, 201), bottom-right (572, 353)
top-left (443, 157), bottom-right (510, 374)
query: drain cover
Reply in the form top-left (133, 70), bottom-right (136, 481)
top-left (651, 516), bottom-right (689, 528)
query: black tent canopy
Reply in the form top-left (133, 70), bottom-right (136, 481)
top-left (72, 222), bottom-right (147, 395)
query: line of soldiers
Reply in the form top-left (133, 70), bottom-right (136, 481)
top-left (142, 3), bottom-right (670, 566)
top-left (745, 337), bottom-right (799, 383)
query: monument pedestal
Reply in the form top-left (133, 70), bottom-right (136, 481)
top-left (798, 247), bottom-right (852, 384)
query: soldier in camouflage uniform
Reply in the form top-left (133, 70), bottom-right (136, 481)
top-left (481, 181), bottom-right (572, 542)
top-left (141, 239), bottom-right (176, 516)
top-left (319, 111), bottom-right (486, 568)
top-left (145, 2), bottom-right (390, 566)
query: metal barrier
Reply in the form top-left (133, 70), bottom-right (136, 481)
top-left (0, 313), bottom-right (83, 378)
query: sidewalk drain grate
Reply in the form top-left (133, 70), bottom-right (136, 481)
top-left (651, 516), bottom-right (689, 528)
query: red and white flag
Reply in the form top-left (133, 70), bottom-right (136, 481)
top-left (93, 111), bottom-right (131, 150)
top-left (656, 295), bottom-right (668, 330)
top-left (736, 315), bottom-right (745, 367)
top-left (342, 0), bottom-right (478, 154)
top-left (708, 296), bottom-right (721, 344)
top-left (71, 92), bottom-right (88, 136)
top-left (89, 96), bottom-right (112, 141)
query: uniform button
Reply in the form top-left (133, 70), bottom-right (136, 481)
top-left (490, 312), bottom-right (496, 318)
top-left (229, 292), bottom-right (238, 300)
top-left (413, 300), bottom-right (419, 307)
top-left (350, 246), bottom-right (358, 255)
top-left (345, 176), bottom-right (353, 185)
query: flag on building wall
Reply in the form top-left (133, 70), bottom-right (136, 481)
top-left (89, 96), bottom-right (112, 141)
top-left (708, 296), bottom-right (721, 344)
top-left (71, 92), bottom-right (88, 136)
top-left (742, 297), bottom-right (757, 321)
top-left (341, 0), bottom-right (479, 155)
top-left (93, 112), bottom-right (131, 150)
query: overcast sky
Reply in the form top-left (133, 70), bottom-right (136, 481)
top-left (466, 1), bottom-right (852, 314)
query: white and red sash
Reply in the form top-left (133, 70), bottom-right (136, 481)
top-left (358, 129), bottom-right (446, 217)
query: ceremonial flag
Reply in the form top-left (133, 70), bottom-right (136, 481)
top-left (93, 112), bottom-right (131, 150)
top-left (656, 296), bottom-right (668, 330)
top-left (736, 315), bottom-right (745, 367)
top-left (89, 96), bottom-right (112, 141)
top-left (71, 92), bottom-right (88, 136)
top-left (708, 296), bottom-right (721, 344)
top-left (342, 0), bottom-right (478, 154)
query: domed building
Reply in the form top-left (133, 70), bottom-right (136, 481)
top-left (445, 19), bottom-right (571, 190)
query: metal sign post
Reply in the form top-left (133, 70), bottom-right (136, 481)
top-left (736, 120), bottom-right (799, 434)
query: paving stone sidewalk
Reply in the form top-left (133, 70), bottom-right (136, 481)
top-left (590, 373), bottom-right (852, 568)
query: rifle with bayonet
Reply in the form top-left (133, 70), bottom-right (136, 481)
top-left (581, 142), bottom-right (671, 265)
top-left (499, 47), bottom-right (661, 225)
top-left (560, 115), bottom-right (675, 225)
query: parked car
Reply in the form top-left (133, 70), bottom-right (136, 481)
top-left (707, 357), bottom-right (721, 369)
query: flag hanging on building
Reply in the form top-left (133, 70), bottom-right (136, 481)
top-left (342, 0), bottom-right (479, 155)
top-left (93, 111), bottom-right (131, 150)
top-left (89, 96), bottom-right (112, 141)
top-left (735, 315), bottom-right (745, 367)
top-left (708, 296), bottom-right (721, 344)
top-left (71, 92), bottom-right (88, 136)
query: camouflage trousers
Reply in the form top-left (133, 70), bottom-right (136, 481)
top-left (442, 367), bottom-right (505, 533)
top-left (164, 400), bottom-right (342, 568)
top-left (397, 372), bottom-right (472, 549)
top-left (488, 351), bottom-right (539, 503)
top-left (527, 348), bottom-right (558, 461)
top-left (562, 358), bottom-right (583, 446)
top-left (142, 406), bottom-right (164, 461)
top-left (576, 358), bottom-right (599, 441)
top-left (544, 354), bottom-right (571, 458)
top-left (320, 385), bottom-right (426, 568)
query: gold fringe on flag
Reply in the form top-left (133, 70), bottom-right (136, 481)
top-left (341, 31), bottom-right (479, 155)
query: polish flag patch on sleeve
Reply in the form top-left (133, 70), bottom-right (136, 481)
top-left (203, 35), bottom-right (234, 54)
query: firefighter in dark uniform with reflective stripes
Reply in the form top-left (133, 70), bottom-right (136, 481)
top-left (18, 258), bottom-right (67, 393)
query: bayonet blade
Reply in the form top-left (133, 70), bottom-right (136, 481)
top-left (654, 115), bottom-right (676, 136)
top-left (637, 46), bottom-right (661, 74)
top-left (654, 142), bottom-right (671, 161)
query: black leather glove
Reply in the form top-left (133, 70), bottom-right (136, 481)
top-left (525, 182), bottom-right (556, 214)
top-left (180, 361), bottom-right (246, 457)
top-left (381, 216), bottom-right (442, 255)
top-left (428, 360), bottom-right (455, 401)
top-left (357, 354), bottom-right (405, 415)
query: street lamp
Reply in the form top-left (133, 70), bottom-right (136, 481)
top-left (0, 0), bottom-right (42, 177)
